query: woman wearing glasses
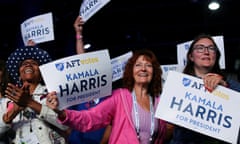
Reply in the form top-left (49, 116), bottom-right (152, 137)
top-left (169, 33), bottom-right (234, 144)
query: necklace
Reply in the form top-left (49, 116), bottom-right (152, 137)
top-left (132, 91), bottom-right (154, 143)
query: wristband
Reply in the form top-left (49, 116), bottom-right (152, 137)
top-left (76, 34), bottom-right (83, 40)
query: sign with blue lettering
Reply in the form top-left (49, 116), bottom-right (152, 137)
top-left (155, 71), bottom-right (240, 143)
top-left (21, 12), bottom-right (54, 46)
top-left (39, 49), bottom-right (112, 109)
top-left (111, 51), bottom-right (132, 82)
top-left (160, 64), bottom-right (184, 84)
top-left (80, 0), bottom-right (111, 22)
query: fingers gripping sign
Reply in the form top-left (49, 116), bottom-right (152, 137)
top-left (46, 91), bottom-right (59, 110)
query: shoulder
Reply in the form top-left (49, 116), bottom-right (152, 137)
top-left (105, 88), bottom-right (132, 103)
top-left (227, 79), bottom-right (240, 92)
top-left (111, 88), bottom-right (131, 96)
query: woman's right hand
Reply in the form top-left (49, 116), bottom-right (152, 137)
top-left (46, 91), bottom-right (67, 120)
top-left (74, 16), bottom-right (84, 34)
top-left (5, 83), bottom-right (31, 107)
top-left (46, 91), bottom-right (59, 110)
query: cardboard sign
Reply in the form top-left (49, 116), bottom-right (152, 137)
top-left (80, 0), bottom-right (110, 22)
top-left (161, 64), bottom-right (184, 84)
top-left (21, 12), bottom-right (54, 45)
top-left (155, 71), bottom-right (240, 143)
top-left (40, 49), bottom-right (112, 109)
top-left (111, 51), bottom-right (132, 82)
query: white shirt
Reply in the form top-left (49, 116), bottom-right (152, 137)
top-left (0, 84), bottom-right (68, 144)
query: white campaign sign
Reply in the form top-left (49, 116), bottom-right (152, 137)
top-left (21, 12), bottom-right (54, 45)
top-left (111, 51), bottom-right (132, 82)
top-left (40, 49), bottom-right (112, 109)
top-left (161, 64), bottom-right (184, 84)
top-left (80, 0), bottom-right (110, 22)
top-left (177, 35), bottom-right (225, 69)
top-left (155, 71), bottom-right (240, 143)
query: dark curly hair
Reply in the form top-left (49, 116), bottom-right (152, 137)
top-left (122, 49), bottom-right (162, 99)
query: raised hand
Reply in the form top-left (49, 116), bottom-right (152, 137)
top-left (74, 16), bottom-right (84, 34)
top-left (5, 83), bottom-right (31, 107)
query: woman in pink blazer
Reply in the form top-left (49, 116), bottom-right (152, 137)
top-left (47, 49), bottom-right (171, 144)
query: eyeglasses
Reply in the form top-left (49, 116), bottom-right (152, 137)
top-left (193, 44), bottom-right (217, 53)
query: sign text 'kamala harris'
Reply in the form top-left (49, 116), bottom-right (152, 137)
top-left (40, 49), bottom-right (112, 109)
top-left (155, 71), bottom-right (240, 143)
top-left (80, 0), bottom-right (110, 22)
top-left (21, 12), bottom-right (54, 46)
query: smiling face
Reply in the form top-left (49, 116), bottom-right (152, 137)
top-left (189, 38), bottom-right (217, 70)
top-left (133, 55), bottom-right (153, 86)
top-left (19, 59), bottom-right (41, 84)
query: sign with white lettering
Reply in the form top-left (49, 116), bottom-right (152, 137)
top-left (40, 49), bottom-right (112, 109)
top-left (21, 12), bottom-right (54, 45)
top-left (79, 0), bottom-right (110, 22)
top-left (155, 71), bottom-right (240, 143)
top-left (111, 51), bottom-right (132, 82)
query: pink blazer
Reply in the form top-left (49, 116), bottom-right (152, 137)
top-left (59, 88), bottom-right (167, 144)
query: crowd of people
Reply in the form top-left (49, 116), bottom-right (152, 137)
top-left (0, 9), bottom-right (240, 144)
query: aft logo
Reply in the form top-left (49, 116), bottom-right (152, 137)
top-left (182, 77), bottom-right (206, 92)
top-left (55, 59), bottom-right (81, 71)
